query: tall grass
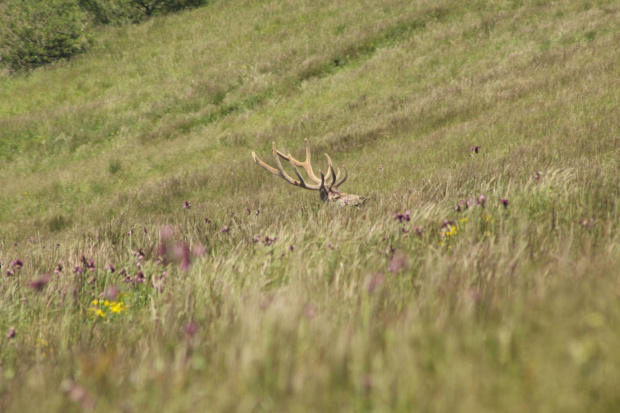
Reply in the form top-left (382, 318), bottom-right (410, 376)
top-left (1, 0), bottom-right (619, 411)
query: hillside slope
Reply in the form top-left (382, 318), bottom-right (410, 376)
top-left (1, 0), bottom-right (619, 411)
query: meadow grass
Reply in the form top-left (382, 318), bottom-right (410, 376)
top-left (1, 0), bottom-right (619, 411)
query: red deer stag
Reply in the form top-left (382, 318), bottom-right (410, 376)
top-left (252, 139), bottom-right (366, 206)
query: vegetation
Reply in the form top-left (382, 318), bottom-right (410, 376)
top-left (1, 0), bottom-right (619, 411)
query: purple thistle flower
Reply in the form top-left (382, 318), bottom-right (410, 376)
top-left (469, 145), bottom-right (481, 153)
top-left (304, 304), bottom-right (317, 319)
top-left (193, 244), bottom-right (206, 257)
top-left (245, 207), bottom-right (251, 215)
top-left (54, 262), bottom-right (63, 274)
top-left (11, 260), bottom-right (24, 269)
top-left (393, 210), bottom-right (411, 222)
top-left (104, 285), bottom-right (120, 300)
top-left (255, 209), bottom-right (261, 216)
top-left (441, 220), bottom-right (454, 229)
top-left (13, 242), bottom-right (18, 247)
top-left (160, 225), bottom-right (174, 241)
top-left (7, 327), bottom-right (16, 339)
top-left (107, 263), bottom-right (115, 273)
top-left (29, 274), bottom-right (51, 291)
top-left (367, 273), bottom-right (385, 293)
top-left (220, 226), bottom-right (230, 234)
top-left (263, 236), bottom-right (277, 246)
top-left (74, 266), bottom-right (83, 275)
top-left (6, 269), bottom-right (14, 277)
top-left (289, 245), bottom-right (294, 252)
top-left (173, 242), bottom-right (191, 271)
top-left (534, 171), bottom-right (541, 180)
top-left (183, 201), bottom-right (191, 210)
top-left (204, 217), bottom-right (211, 224)
top-left (388, 252), bottom-right (408, 273)
top-left (184, 321), bottom-right (199, 337)
top-left (477, 195), bottom-right (487, 207)
top-left (500, 198), bottom-right (509, 209)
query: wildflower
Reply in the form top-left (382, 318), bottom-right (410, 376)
top-left (54, 263), bottom-right (63, 274)
top-left (11, 260), bottom-right (24, 269)
top-left (255, 209), bottom-right (261, 216)
top-left (327, 243), bottom-right (335, 250)
top-left (107, 263), bottom-right (115, 273)
top-left (74, 266), bottom-right (83, 275)
top-left (153, 273), bottom-right (165, 292)
top-left (104, 286), bottom-right (120, 301)
top-left (388, 252), bottom-right (408, 273)
top-left (500, 198), bottom-right (509, 209)
top-left (263, 236), bottom-right (277, 246)
top-left (90, 308), bottom-right (105, 317)
top-left (193, 244), bottom-right (206, 257)
top-left (245, 207), bottom-right (251, 215)
top-left (86, 260), bottom-right (96, 271)
top-left (220, 226), bottom-right (230, 234)
top-left (204, 217), bottom-right (211, 224)
top-left (183, 201), bottom-right (191, 210)
top-left (13, 242), bottom-right (17, 247)
top-left (108, 301), bottom-right (125, 313)
top-left (579, 218), bottom-right (595, 228)
top-left (135, 271), bottom-right (145, 282)
top-left (304, 304), bottom-right (317, 319)
top-left (60, 379), bottom-right (95, 411)
top-left (445, 225), bottom-right (458, 237)
top-left (29, 274), bottom-right (51, 291)
top-left (477, 194), bottom-right (487, 207)
top-left (441, 220), bottom-right (454, 229)
top-left (6, 269), bottom-right (14, 277)
top-left (173, 242), bottom-right (191, 270)
top-left (459, 217), bottom-right (469, 223)
top-left (534, 171), bottom-right (541, 180)
top-left (393, 210), bottom-right (411, 222)
top-left (367, 273), bottom-right (385, 293)
top-left (184, 321), bottom-right (199, 337)
top-left (289, 245), bottom-right (294, 252)
top-left (7, 328), bottom-right (16, 339)
top-left (469, 145), bottom-right (481, 153)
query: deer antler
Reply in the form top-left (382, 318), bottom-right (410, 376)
top-left (251, 139), bottom-right (366, 206)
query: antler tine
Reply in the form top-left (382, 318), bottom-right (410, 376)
top-left (276, 139), bottom-right (335, 184)
top-left (334, 166), bottom-right (348, 188)
top-left (271, 142), bottom-right (321, 190)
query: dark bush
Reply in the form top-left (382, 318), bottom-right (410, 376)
top-left (0, 0), bottom-right (91, 72)
top-left (132, 0), bottom-right (209, 16)
top-left (78, 0), bottom-right (143, 25)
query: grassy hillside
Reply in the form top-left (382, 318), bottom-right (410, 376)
top-left (1, 0), bottom-right (619, 411)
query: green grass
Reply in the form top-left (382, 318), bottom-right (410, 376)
top-left (1, 0), bottom-right (620, 411)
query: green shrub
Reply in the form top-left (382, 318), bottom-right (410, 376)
top-left (78, 0), bottom-right (143, 25)
top-left (132, 0), bottom-right (209, 16)
top-left (0, 0), bottom-right (91, 73)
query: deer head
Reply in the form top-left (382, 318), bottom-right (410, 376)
top-left (252, 139), bottom-right (366, 206)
